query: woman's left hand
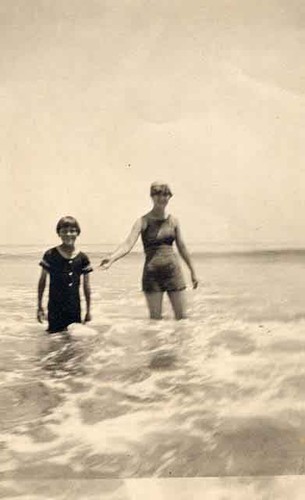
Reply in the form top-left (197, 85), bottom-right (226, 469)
top-left (191, 274), bottom-right (199, 289)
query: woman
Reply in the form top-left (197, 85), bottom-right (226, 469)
top-left (100, 182), bottom-right (198, 320)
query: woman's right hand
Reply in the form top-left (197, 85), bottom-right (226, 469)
top-left (99, 257), bottom-right (112, 270)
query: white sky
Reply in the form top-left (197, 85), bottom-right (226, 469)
top-left (1, 0), bottom-right (305, 248)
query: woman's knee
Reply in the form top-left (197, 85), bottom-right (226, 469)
top-left (145, 292), bottom-right (163, 318)
top-left (168, 291), bottom-right (187, 320)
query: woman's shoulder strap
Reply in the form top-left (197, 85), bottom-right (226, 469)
top-left (140, 214), bottom-right (149, 232)
top-left (168, 214), bottom-right (178, 228)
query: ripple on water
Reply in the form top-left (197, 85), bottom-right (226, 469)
top-left (276, 374), bottom-right (305, 399)
top-left (266, 339), bottom-right (305, 353)
top-left (135, 432), bottom-right (217, 477)
top-left (0, 484), bottom-right (20, 499)
top-left (94, 365), bottom-right (151, 384)
top-left (208, 330), bottom-right (256, 355)
top-left (3, 462), bottom-right (77, 480)
top-left (24, 430), bottom-right (57, 448)
top-left (133, 415), bottom-right (305, 477)
top-left (155, 378), bottom-right (252, 405)
top-left (212, 416), bottom-right (305, 476)
top-left (78, 390), bottom-right (132, 425)
top-left (0, 381), bottom-right (62, 432)
top-left (149, 350), bottom-right (178, 371)
top-left (70, 451), bottom-right (138, 478)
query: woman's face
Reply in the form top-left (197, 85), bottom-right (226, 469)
top-left (151, 189), bottom-right (172, 208)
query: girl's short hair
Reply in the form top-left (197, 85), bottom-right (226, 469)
top-left (56, 216), bottom-right (81, 235)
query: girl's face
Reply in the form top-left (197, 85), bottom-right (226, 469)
top-left (58, 226), bottom-right (79, 247)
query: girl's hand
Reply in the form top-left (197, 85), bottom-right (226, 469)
top-left (99, 257), bottom-right (112, 270)
top-left (191, 274), bottom-right (199, 289)
top-left (84, 312), bottom-right (92, 323)
top-left (37, 307), bottom-right (46, 323)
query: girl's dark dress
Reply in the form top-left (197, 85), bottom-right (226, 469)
top-left (39, 247), bottom-right (92, 333)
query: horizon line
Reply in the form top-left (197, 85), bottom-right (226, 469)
top-left (2, 243), bottom-right (305, 256)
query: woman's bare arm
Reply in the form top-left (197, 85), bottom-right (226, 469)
top-left (100, 218), bottom-right (142, 268)
top-left (174, 218), bottom-right (198, 288)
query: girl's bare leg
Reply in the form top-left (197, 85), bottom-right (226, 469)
top-left (144, 292), bottom-right (163, 319)
top-left (168, 290), bottom-right (187, 320)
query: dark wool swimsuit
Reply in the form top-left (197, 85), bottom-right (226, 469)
top-left (141, 215), bottom-right (186, 293)
top-left (39, 247), bottom-right (92, 333)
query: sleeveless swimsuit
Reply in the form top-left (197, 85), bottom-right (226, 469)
top-left (141, 215), bottom-right (186, 293)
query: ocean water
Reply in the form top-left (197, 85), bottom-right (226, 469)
top-left (1, 246), bottom-right (305, 497)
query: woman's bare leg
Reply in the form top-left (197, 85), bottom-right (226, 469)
top-left (144, 292), bottom-right (164, 319)
top-left (168, 291), bottom-right (187, 320)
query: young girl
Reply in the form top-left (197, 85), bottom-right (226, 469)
top-left (37, 216), bottom-right (92, 333)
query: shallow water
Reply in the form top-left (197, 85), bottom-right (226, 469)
top-left (1, 249), bottom-right (305, 488)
